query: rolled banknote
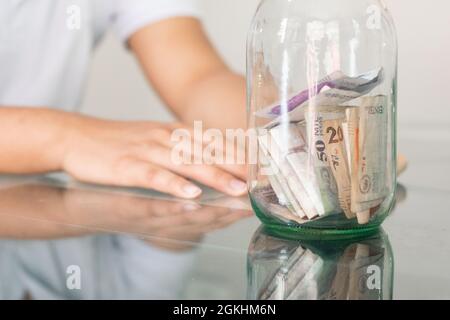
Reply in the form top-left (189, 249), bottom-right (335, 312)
top-left (348, 95), bottom-right (389, 213)
top-left (322, 114), bottom-right (355, 219)
top-left (346, 108), bottom-right (369, 224)
top-left (305, 107), bottom-right (344, 216)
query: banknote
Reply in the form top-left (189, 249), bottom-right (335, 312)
top-left (349, 95), bottom-right (389, 213)
top-left (305, 107), bottom-right (344, 216)
top-left (322, 115), bottom-right (355, 219)
top-left (258, 133), bottom-right (306, 218)
top-left (269, 124), bottom-right (324, 218)
top-left (257, 68), bottom-right (384, 125)
top-left (251, 183), bottom-right (308, 224)
top-left (346, 108), bottom-right (370, 224)
top-left (260, 125), bottom-right (319, 219)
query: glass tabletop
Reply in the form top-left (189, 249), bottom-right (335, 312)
top-left (0, 132), bottom-right (449, 300)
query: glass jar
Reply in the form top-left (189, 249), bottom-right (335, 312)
top-left (247, 226), bottom-right (394, 300)
top-left (247, 0), bottom-right (398, 239)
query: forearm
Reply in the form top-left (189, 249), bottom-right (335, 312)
top-left (129, 18), bottom-right (247, 131)
top-left (0, 185), bottom-right (94, 239)
top-left (0, 107), bottom-right (74, 173)
top-left (179, 69), bottom-right (247, 131)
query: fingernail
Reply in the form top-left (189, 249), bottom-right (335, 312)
top-left (183, 203), bottom-right (201, 211)
top-left (182, 185), bottom-right (202, 198)
top-left (229, 179), bottom-right (248, 194)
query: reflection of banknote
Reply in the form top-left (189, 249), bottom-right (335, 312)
top-left (347, 243), bottom-right (385, 300)
top-left (258, 242), bottom-right (386, 300)
top-left (258, 246), bottom-right (307, 300)
top-left (252, 230), bottom-right (390, 300)
top-left (349, 96), bottom-right (388, 213)
top-left (259, 248), bottom-right (322, 300)
top-left (327, 247), bottom-right (353, 300)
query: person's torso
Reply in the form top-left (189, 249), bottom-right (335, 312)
top-left (0, 0), bottom-right (113, 110)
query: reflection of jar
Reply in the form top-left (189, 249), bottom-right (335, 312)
top-left (247, 227), bottom-right (394, 300)
top-left (247, 0), bottom-right (398, 238)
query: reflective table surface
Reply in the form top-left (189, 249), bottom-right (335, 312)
top-left (0, 131), bottom-right (449, 300)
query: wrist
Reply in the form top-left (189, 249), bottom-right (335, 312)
top-left (55, 111), bottom-right (93, 171)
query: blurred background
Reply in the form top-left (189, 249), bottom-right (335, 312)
top-left (81, 0), bottom-right (450, 142)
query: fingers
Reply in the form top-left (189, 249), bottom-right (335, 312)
top-left (155, 124), bottom-right (248, 181)
top-left (139, 143), bottom-right (248, 196)
top-left (119, 159), bottom-right (202, 199)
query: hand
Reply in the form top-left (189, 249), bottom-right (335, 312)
top-left (63, 188), bottom-right (251, 250)
top-left (62, 116), bottom-right (248, 198)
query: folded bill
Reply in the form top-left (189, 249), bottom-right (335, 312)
top-left (259, 126), bottom-right (319, 219)
top-left (257, 68), bottom-right (384, 125)
top-left (258, 138), bottom-right (306, 218)
top-left (348, 95), bottom-right (389, 213)
top-left (251, 183), bottom-right (308, 224)
top-left (305, 107), bottom-right (344, 216)
top-left (269, 124), bottom-right (324, 218)
top-left (322, 114), bottom-right (355, 219)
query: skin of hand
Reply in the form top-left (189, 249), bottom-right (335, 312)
top-left (62, 116), bottom-right (248, 198)
top-left (0, 183), bottom-right (252, 248)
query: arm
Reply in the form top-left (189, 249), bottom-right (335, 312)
top-left (0, 107), bottom-right (247, 197)
top-left (129, 17), bottom-right (247, 131)
top-left (0, 107), bottom-right (72, 173)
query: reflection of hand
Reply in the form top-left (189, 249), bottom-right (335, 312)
top-left (0, 183), bottom-right (251, 250)
top-left (63, 117), bottom-right (247, 198)
top-left (64, 188), bottom-right (251, 245)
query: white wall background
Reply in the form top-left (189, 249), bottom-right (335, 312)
top-left (81, 0), bottom-right (450, 138)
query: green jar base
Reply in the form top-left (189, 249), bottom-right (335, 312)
top-left (250, 196), bottom-right (390, 241)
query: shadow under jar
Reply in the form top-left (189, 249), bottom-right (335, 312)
top-left (247, 0), bottom-right (398, 239)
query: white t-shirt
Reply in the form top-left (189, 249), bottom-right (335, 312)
top-left (0, 0), bottom-right (201, 110)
